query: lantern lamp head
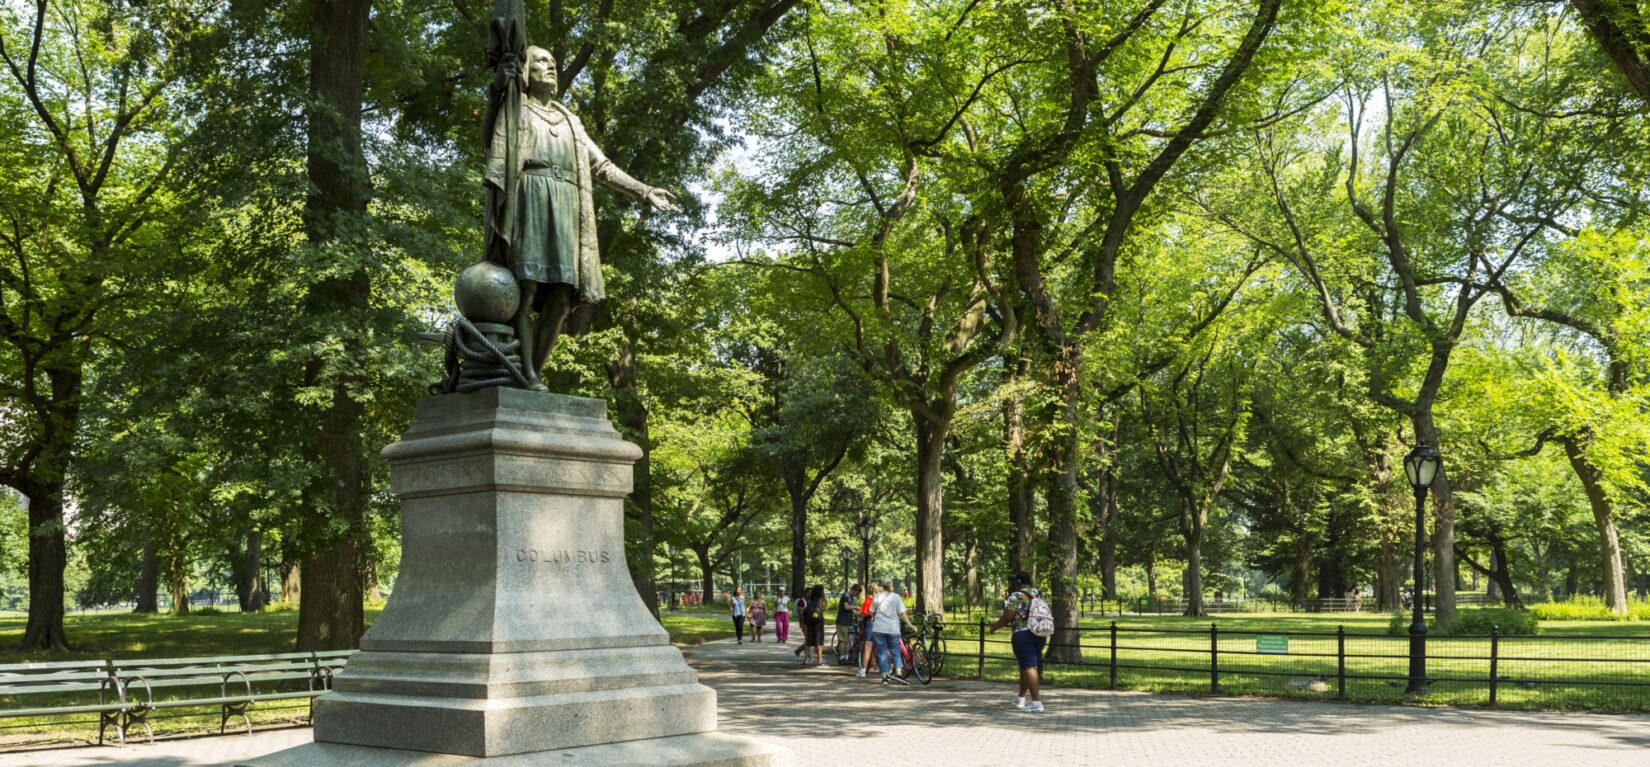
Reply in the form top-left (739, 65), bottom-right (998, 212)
top-left (1403, 444), bottom-right (1442, 492)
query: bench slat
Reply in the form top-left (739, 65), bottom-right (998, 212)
top-left (0, 682), bottom-right (114, 696)
top-left (0, 661), bottom-right (107, 672)
top-left (139, 691), bottom-right (327, 709)
top-left (121, 665), bottom-right (315, 680)
top-left (0, 671), bottom-right (110, 685)
top-left (10, 703), bottom-right (125, 717)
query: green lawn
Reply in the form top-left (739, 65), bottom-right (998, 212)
top-left (940, 610), bottom-right (1650, 712)
top-left (0, 606), bottom-right (734, 746)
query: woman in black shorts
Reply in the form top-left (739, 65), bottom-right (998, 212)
top-left (801, 584), bottom-right (827, 666)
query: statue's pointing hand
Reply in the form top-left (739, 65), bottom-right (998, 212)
top-left (645, 187), bottom-right (681, 214)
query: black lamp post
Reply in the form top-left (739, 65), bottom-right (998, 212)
top-left (1403, 443), bottom-right (1442, 695)
top-left (858, 515), bottom-right (876, 587)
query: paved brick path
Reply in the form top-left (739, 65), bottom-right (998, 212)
top-left (7, 637), bottom-right (1648, 766)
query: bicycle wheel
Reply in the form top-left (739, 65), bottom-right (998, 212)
top-left (907, 640), bottom-right (931, 684)
top-left (930, 636), bottom-right (947, 676)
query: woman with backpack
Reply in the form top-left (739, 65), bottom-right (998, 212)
top-left (799, 584), bottom-right (827, 666)
top-left (989, 571), bottom-right (1051, 713)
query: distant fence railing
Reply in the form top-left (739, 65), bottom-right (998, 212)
top-left (945, 592), bottom-right (1498, 622)
top-left (948, 618), bottom-right (1650, 710)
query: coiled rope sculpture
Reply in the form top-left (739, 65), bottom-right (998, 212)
top-left (424, 318), bottom-right (531, 394)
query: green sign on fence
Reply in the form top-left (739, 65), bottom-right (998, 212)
top-left (1256, 634), bottom-right (1289, 654)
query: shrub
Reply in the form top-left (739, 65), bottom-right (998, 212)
top-left (192, 606), bottom-right (225, 617)
top-left (1443, 607), bottom-right (1538, 636)
top-left (1529, 595), bottom-right (1650, 622)
top-left (1386, 607), bottom-right (1539, 635)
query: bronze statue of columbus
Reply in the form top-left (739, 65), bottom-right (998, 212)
top-left (478, 5), bottom-right (677, 392)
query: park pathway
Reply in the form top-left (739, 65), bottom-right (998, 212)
top-left (5, 637), bottom-right (1649, 766)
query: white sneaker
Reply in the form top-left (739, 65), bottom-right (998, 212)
top-left (1014, 696), bottom-right (1026, 709)
top-left (1020, 701), bottom-right (1044, 713)
top-left (857, 668), bottom-right (866, 678)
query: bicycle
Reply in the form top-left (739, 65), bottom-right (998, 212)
top-left (896, 625), bottom-right (930, 684)
top-left (915, 613), bottom-right (947, 677)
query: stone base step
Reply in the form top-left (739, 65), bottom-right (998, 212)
top-left (238, 731), bottom-right (785, 767)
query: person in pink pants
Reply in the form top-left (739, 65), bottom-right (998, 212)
top-left (774, 586), bottom-right (791, 642)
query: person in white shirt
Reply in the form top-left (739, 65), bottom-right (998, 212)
top-left (730, 588), bottom-right (746, 645)
top-left (868, 579), bottom-right (909, 685)
top-left (774, 587), bottom-right (791, 643)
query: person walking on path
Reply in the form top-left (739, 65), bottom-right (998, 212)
top-left (990, 571), bottom-right (1049, 713)
top-left (799, 585), bottom-right (828, 666)
top-left (730, 588), bottom-right (747, 645)
top-left (835, 584), bottom-right (862, 663)
top-left (869, 579), bottom-right (910, 684)
top-left (774, 587), bottom-right (791, 643)
top-left (792, 589), bottom-right (809, 658)
top-left (857, 585), bottom-right (876, 676)
top-left (749, 592), bottom-right (768, 642)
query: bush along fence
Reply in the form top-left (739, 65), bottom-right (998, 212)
top-left (955, 619), bottom-right (1650, 712)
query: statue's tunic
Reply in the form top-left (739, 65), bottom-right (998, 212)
top-left (483, 97), bottom-right (650, 304)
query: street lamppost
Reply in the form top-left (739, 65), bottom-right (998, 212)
top-left (1403, 443), bottom-right (1442, 695)
top-left (858, 515), bottom-right (876, 587)
top-left (842, 546), bottom-right (853, 592)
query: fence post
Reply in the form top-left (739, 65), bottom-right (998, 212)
top-left (977, 616), bottom-right (986, 679)
top-left (1210, 622), bottom-right (1220, 694)
top-left (1489, 625), bottom-right (1500, 706)
top-left (1337, 625), bottom-right (1347, 701)
top-left (1109, 621), bottom-right (1118, 690)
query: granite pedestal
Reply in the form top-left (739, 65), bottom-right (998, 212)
top-left (243, 389), bottom-right (783, 766)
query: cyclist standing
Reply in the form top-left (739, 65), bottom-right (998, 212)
top-left (990, 571), bottom-right (1048, 713)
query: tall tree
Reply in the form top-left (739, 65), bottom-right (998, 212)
top-left (0, 0), bottom-right (211, 649)
top-left (293, 0), bottom-right (373, 651)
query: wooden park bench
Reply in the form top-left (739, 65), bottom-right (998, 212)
top-left (0, 660), bottom-right (129, 745)
top-left (112, 651), bottom-right (348, 743)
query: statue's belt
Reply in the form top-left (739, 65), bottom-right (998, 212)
top-left (522, 165), bottom-right (578, 184)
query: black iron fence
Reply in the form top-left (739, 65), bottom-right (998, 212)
top-left (952, 618), bottom-right (1650, 711)
top-left (945, 593), bottom-right (1495, 623)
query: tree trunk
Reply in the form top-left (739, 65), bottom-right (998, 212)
top-left (1183, 525), bottom-right (1205, 617)
top-left (782, 457), bottom-right (808, 605)
top-left (1486, 546), bottom-right (1503, 602)
top-left (245, 529), bottom-right (268, 612)
top-left (1145, 557), bottom-right (1156, 599)
top-left (1562, 438), bottom-right (1629, 613)
top-left (135, 538), bottom-right (160, 613)
top-left (1377, 538), bottom-right (1399, 612)
top-left (695, 547), bottom-right (715, 603)
top-left (20, 481), bottom-right (71, 650)
top-left (1570, 0), bottom-right (1650, 106)
top-left (963, 534), bottom-right (979, 606)
top-left (364, 558), bottom-right (382, 603)
top-left (168, 549), bottom-right (190, 617)
top-left (1291, 547), bottom-right (1310, 608)
top-left (296, 541), bottom-right (362, 651)
top-left (1489, 534), bottom-right (1523, 610)
top-left (282, 559), bottom-right (302, 606)
top-left (912, 409), bottom-right (949, 614)
top-left (1099, 524), bottom-right (1117, 600)
top-left (295, 0), bottom-right (373, 653)
top-left (1044, 440), bottom-right (1083, 662)
top-left (1004, 354), bottom-right (1035, 578)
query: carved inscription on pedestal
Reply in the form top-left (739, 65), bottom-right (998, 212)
top-left (515, 548), bottom-right (612, 564)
